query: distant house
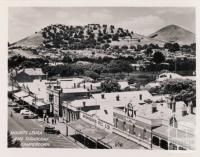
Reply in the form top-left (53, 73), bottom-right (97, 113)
top-left (145, 82), bottom-right (161, 90)
top-left (156, 72), bottom-right (186, 82)
top-left (48, 62), bottom-right (64, 66)
top-left (14, 68), bottom-right (46, 82)
top-left (118, 81), bottom-right (130, 90)
top-left (131, 64), bottom-right (145, 71)
top-left (156, 72), bottom-right (195, 82)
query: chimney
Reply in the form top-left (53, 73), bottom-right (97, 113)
top-left (172, 98), bottom-right (176, 112)
top-left (83, 84), bottom-right (86, 89)
top-left (139, 94), bottom-right (142, 100)
top-left (90, 84), bottom-right (93, 90)
top-left (116, 95), bottom-right (120, 101)
top-left (169, 97), bottom-right (174, 109)
top-left (101, 93), bottom-right (105, 99)
top-left (152, 103), bottom-right (157, 113)
top-left (74, 83), bottom-right (76, 88)
top-left (82, 101), bottom-right (86, 107)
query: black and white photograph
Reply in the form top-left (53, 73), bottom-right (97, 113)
top-left (7, 7), bottom-right (196, 150)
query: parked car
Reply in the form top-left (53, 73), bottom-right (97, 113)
top-left (13, 106), bottom-right (24, 113)
top-left (23, 113), bottom-right (38, 119)
top-left (8, 102), bottom-right (18, 107)
top-left (44, 126), bottom-right (60, 135)
top-left (20, 109), bottom-right (33, 115)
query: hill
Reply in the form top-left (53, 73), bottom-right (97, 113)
top-left (11, 24), bottom-right (164, 49)
top-left (148, 24), bottom-right (195, 45)
top-left (11, 31), bottom-right (44, 48)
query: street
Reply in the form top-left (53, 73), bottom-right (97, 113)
top-left (8, 106), bottom-right (81, 148)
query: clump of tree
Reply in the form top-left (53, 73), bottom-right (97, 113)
top-left (153, 51), bottom-right (165, 64)
top-left (181, 43), bottom-right (196, 54)
top-left (40, 24), bottom-right (136, 50)
top-left (62, 55), bottom-right (73, 63)
top-left (128, 76), bottom-right (136, 84)
top-left (101, 79), bottom-right (121, 93)
top-left (84, 70), bottom-right (100, 80)
top-left (149, 79), bottom-right (196, 103)
top-left (8, 55), bottom-right (49, 69)
top-left (164, 42), bottom-right (180, 52)
top-left (8, 55), bottom-right (26, 69)
top-left (107, 60), bottom-right (133, 76)
top-left (42, 64), bottom-right (84, 77)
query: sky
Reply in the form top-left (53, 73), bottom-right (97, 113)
top-left (9, 7), bottom-right (195, 43)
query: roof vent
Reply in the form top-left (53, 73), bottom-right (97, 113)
top-left (139, 94), bottom-right (142, 100)
top-left (104, 110), bottom-right (108, 114)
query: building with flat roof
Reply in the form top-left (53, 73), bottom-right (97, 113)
top-left (62, 90), bottom-right (152, 123)
top-left (62, 90), bottom-right (195, 150)
top-left (46, 78), bottom-right (90, 117)
top-left (112, 97), bottom-right (195, 150)
top-left (156, 72), bottom-right (195, 82)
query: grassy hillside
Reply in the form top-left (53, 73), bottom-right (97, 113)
top-left (12, 32), bottom-right (44, 48)
top-left (11, 24), bottom-right (164, 49)
top-left (148, 24), bottom-right (195, 45)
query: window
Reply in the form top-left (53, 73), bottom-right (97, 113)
top-left (152, 136), bottom-right (159, 146)
top-left (115, 118), bottom-right (118, 128)
top-left (179, 146), bottom-right (186, 150)
top-left (169, 143), bottom-right (177, 150)
top-left (160, 139), bottom-right (168, 150)
top-left (49, 94), bottom-right (54, 102)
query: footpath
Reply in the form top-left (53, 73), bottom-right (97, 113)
top-left (37, 117), bottom-right (85, 148)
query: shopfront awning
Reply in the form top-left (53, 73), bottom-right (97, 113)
top-left (32, 101), bottom-right (49, 110)
top-left (68, 119), bottom-right (145, 149)
top-left (20, 95), bottom-right (49, 110)
top-left (67, 119), bottom-right (110, 141)
top-left (152, 125), bottom-right (195, 149)
top-left (13, 91), bottom-right (29, 99)
top-left (21, 96), bottom-right (34, 105)
top-left (101, 133), bottom-right (144, 149)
